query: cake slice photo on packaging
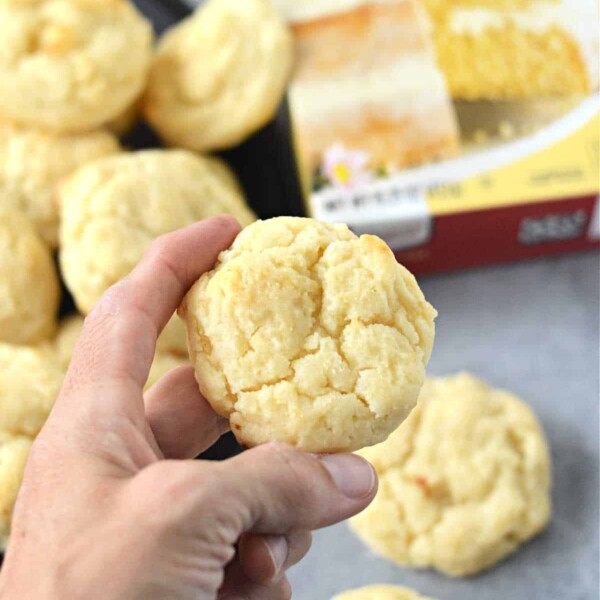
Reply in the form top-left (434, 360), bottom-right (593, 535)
top-left (271, 0), bottom-right (600, 264)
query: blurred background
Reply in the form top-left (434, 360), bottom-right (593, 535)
top-left (0, 0), bottom-right (598, 597)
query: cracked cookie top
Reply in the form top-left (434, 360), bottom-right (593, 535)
top-left (0, 0), bottom-right (153, 133)
top-left (180, 217), bottom-right (436, 453)
top-left (350, 373), bottom-right (552, 576)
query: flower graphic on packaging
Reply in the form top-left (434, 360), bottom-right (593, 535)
top-left (322, 144), bottom-right (371, 190)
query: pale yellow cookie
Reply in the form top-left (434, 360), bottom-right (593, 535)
top-left (180, 217), bottom-right (436, 453)
top-left (332, 584), bottom-right (436, 600)
top-left (0, 122), bottom-right (121, 247)
top-left (59, 150), bottom-right (254, 355)
top-left (0, 0), bottom-right (153, 133)
top-left (143, 0), bottom-right (293, 151)
top-left (0, 433), bottom-right (32, 550)
top-left (0, 343), bottom-right (64, 437)
top-left (350, 373), bottom-right (552, 577)
top-left (0, 209), bottom-right (60, 345)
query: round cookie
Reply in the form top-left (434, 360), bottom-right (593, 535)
top-left (0, 122), bottom-right (121, 247)
top-left (59, 150), bottom-right (254, 355)
top-left (0, 209), bottom-right (60, 345)
top-left (0, 0), bottom-right (153, 133)
top-left (0, 433), bottom-right (33, 550)
top-left (332, 585), bottom-right (436, 600)
top-left (143, 0), bottom-right (293, 151)
top-left (180, 217), bottom-right (436, 453)
top-left (0, 343), bottom-right (64, 438)
top-left (350, 373), bottom-right (552, 577)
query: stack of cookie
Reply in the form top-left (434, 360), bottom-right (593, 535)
top-left (0, 0), bottom-right (294, 548)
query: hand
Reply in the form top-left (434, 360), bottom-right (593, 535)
top-left (0, 216), bottom-right (377, 600)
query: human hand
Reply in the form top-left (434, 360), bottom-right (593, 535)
top-left (0, 216), bottom-right (378, 600)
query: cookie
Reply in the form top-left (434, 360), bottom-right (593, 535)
top-left (332, 585), bottom-right (436, 600)
top-left (0, 0), bottom-right (153, 133)
top-left (180, 217), bottom-right (436, 453)
top-left (0, 122), bottom-right (121, 247)
top-left (0, 433), bottom-right (32, 550)
top-left (350, 373), bottom-right (552, 576)
top-left (0, 209), bottom-right (60, 345)
top-left (59, 150), bottom-right (255, 355)
top-left (143, 0), bottom-right (293, 151)
top-left (0, 343), bottom-right (64, 438)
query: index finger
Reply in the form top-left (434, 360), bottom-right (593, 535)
top-left (58, 215), bottom-right (240, 418)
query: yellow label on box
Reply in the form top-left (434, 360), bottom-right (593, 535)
top-left (427, 108), bottom-right (600, 216)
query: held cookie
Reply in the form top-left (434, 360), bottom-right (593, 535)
top-left (332, 585), bottom-right (436, 600)
top-left (143, 0), bottom-right (293, 151)
top-left (0, 343), bottom-right (64, 438)
top-left (180, 217), bottom-right (436, 453)
top-left (0, 433), bottom-right (33, 550)
top-left (0, 122), bottom-right (121, 247)
top-left (0, 209), bottom-right (60, 345)
top-left (350, 373), bottom-right (552, 576)
top-left (59, 150), bottom-right (255, 355)
top-left (0, 0), bottom-right (153, 133)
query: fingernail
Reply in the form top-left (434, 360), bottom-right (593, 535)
top-left (263, 534), bottom-right (289, 574)
top-left (319, 454), bottom-right (376, 499)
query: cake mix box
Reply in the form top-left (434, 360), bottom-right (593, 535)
top-left (272, 0), bottom-right (600, 273)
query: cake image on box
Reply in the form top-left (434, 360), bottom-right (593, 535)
top-left (279, 0), bottom-right (460, 176)
top-left (422, 0), bottom-right (600, 99)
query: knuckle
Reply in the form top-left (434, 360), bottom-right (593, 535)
top-left (145, 234), bottom-right (170, 262)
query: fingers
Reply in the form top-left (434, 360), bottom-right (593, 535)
top-left (238, 531), bottom-right (312, 585)
top-left (218, 560), bottom-right (292, 600)
top-left (144, 365), bottom-right (230, 459)
top-left (57, 216), bottom-right (240, 424)
top-left (201, 443), bottom-right (377, 535)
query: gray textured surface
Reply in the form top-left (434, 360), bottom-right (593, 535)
top-left (289, 251), bottom-right (600, 600)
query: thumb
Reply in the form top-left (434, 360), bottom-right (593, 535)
top-left (201, 442), bottom-right (378, 535)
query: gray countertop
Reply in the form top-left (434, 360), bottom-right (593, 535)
top-left (289, 251), bottom-right (600, 600)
